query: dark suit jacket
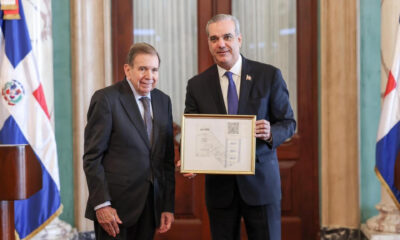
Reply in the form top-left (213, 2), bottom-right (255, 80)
top-left (185, 56), bottom-right (296, 207)
top-left (83, 79), bottom-right (175, 227)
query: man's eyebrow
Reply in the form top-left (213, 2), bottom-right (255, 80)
top-left (138, 65), bottom-right (159, 68)
top-left (209, 33), bottom-right (234, 37)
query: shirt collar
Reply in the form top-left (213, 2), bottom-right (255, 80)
top-left (126, 79), bottom-right (151, 101)
top-left (217, 55), bottom-right (242, 78)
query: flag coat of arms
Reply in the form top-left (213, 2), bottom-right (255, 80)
top-left (375, 19), bottom-right (400, 208)
top-left (0, 0), bottom-right (62, 239)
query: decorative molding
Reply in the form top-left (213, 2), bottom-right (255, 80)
top-left (320, 0), bottom-right (360, 227)
top-left (362, 223), bottom-right (400, 240)
top-left (31, 218), bottom-right (78, 240)
top-left (76, 231), bottom-right (95, 240)
top-left (366, 186), bottom-right (400, 233)
top-left (320, 227), bottom-right (361, 240)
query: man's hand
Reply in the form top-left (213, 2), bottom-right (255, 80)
top-left (255, 119), bottom-right (271, 141)
top-left (158, 212), bottom-right (174, 233)
top-left (176, 160), bottom-right (197, 179)
top-left (96, 206), bottom-right (122, 237)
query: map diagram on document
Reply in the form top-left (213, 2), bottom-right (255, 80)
top-left (195, 122), bottom-right (241, 168)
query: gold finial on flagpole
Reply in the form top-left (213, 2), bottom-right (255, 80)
top-left (2, 0), bottom-right (20, 20)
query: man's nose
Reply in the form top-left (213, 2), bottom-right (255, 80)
top-left (216, 38), bottom-right (226, 47)
top-left (144, 70), bottom-right (152, 78)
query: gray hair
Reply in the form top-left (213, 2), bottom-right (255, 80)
top-left (126, 42), bottom-right (160, 66)
top-left (206, 14), bottom-right (241, 36)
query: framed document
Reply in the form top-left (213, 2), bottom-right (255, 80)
top-left (180, 114), bottom-right (256, 174)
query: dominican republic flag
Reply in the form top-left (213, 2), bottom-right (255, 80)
top-left (0, 1), bottom-right (62, 239)
top-left (375, 18), bottom-right (400, 209)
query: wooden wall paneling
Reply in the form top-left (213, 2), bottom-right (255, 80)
top-left (198, 0), bottom-right (213, 73)
top-left (212, 0), bottom-right (231, 15)
top-left (278, 0), bottom-right (319, 239)
top-left (196, 3), bottom-right (213, 239)
top-left (295, 0), bottom-right (319, 238)
top-left (111, 1), bottom-right (133, 83)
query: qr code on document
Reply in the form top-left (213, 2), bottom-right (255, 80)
top-left (228, 122), bottom-right (239, 135)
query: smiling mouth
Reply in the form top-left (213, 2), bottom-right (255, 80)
top-left (138, 81), bottom-right (153, 89)
top-left (141, 80), bottom-right (154, 84)
top-left (217, 51), bottom-right (229, 55)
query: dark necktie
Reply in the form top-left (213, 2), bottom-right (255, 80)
top-left (225, 71), bottom-right (238, 114)
top-left (140, 97), bottom-right (152, 144)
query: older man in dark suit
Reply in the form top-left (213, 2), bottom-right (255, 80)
top-left (83, 43), bottom-right (175, 240)
top-left (184, 14), bottom-right (296, 240)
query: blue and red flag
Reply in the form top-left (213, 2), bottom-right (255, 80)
top-left (0, 0), bottom-right (62, 239)
top-left (375, 18), bottom-right (400, 209)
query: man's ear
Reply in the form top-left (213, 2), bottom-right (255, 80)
top-left (123, 64), bottom-right (131, 79)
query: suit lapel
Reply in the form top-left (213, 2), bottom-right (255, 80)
top-left (150, 91), bottom-right (162, 154)
top-left (209, 65), bottom-right (227, 114)
top-left (238, 57), bottom-right (253, 114)
top-left (119, 80), bottom-right (151, 149)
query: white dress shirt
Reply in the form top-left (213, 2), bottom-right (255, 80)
top-left (127, 79), bottom-right (153, 119)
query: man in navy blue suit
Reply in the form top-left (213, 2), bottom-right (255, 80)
top-left (184, 14), bottom-right (296, 239)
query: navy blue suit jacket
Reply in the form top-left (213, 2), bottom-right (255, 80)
top-left (184, 56), bottom-right (296, 207)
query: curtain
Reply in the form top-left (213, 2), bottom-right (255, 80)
top-left (232, 0), bottom-right (297, 119)
top-left (133, 0), bottom-right (198, 124)
top-left (71, 0), bottom-right (112, 231)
